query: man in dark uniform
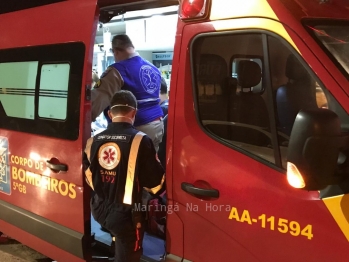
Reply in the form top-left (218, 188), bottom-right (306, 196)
top-left (84, 90), bottom-right (165, 262)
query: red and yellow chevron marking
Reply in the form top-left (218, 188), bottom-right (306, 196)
top-left (323, 194), bottom-right (349, 241)
top-left (210, 0), bottom-right (278, 21)
top-left (210, 0), bottom-right (299, 53)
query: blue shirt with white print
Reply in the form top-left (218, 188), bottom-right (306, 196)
top-left (110, 56), bottom-right (163, 126)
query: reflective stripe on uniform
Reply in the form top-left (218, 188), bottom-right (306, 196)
top-left (84, 138), bottom-right (94, 190)
top-left (137, 98), bottom-right (159, 103)
top-left (85, 167), bottom-right (94, 190)
top-left (144, 174), bottom-right (165, 195)
top-left (123, 131), bottom-right (146, 205)
top-left (85, 137), bottom-right (93, 162)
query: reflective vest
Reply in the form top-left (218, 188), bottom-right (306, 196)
top-left (111, 56), bottom-right (164, 126)
top-left (84, 122), bottom-right (165, 234)
top-left (89, 124), bottom-right (144, 208)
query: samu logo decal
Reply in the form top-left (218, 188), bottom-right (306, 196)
top-left (139, 65), bottom-right (160, 94)
top-left (0, 137), bottom-right (11, 195)
top-left (98, 142), bottom-right (121, 170)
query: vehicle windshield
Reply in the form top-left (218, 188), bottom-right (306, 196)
top-left (305, 22), bottom-right (349, 79)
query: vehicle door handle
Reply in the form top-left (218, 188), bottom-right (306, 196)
top-left (181, 182), bottom-right (219, 198)
top-left (46, 160), bottom-right (68, 172)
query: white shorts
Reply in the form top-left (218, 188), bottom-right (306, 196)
top-left (136, 118), bottom-right (164, 152)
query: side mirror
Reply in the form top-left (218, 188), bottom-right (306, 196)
top-left (287, 109), bottom-right (349, 190)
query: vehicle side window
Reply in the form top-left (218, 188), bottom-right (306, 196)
top-left (0, 43), bottom-right (84, 140)
top-left (193, 33), bottom-right (275, 164)
top-left (192, 31), bottom-right (349, 169)
top-left (267, 36), bottom-right (330, 167)
top-left (0, 61), bottom-right (37, 119)
top-left (39, 64), bottom-right (70, 120)
top-left (268, 34), bottom-right (349, 169)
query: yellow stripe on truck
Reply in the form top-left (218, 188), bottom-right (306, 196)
top-left (323, 194), bottom-right (349, 241)
top-left (211, 18), bottom-right (299, 52)
top-left (210, 0), bottom-right (278, 21)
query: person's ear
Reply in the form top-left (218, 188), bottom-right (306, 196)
top-left (108, 110), bottom-right (113, 120)
top-left (132, 109), bottom-right (137, 118)
top-left (112, 48), bottom-right (118, 58)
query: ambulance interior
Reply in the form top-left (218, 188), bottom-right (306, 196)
top-left (90, 5), bottom-right (177, 260)
top-left (91, 5), bottom-right (176, 134)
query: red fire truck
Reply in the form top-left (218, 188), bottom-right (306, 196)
top-left (1, 0), bottom-right (349, 261)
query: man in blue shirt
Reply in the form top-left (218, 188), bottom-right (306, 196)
top-left (91, 35), bottom-right (164, 151)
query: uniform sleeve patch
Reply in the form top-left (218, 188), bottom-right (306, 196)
top-left (93, 67), bottom-right (112, 89)
top-left (98, 142), bottom-right (121, 170)
top-left (100, 67), bottom-right (112, 78)
top-left (93, 80), bottom-right (101, 89)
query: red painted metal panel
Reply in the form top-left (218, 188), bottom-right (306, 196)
top-left (268, 0), bottom-right (349, 98)
top-left (0, 0), bottom-right (98, 260)
top-left (164, 17), bottom-right (185, 258)
top-left (270, 0), bottom-right (349, 20)
top-left (0, 0), bottom-right (97, 230)
top-left (169, 17), bottom-right (349, 261)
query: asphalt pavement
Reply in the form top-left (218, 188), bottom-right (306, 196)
top-left (0, 235), bottom-right (52, 262)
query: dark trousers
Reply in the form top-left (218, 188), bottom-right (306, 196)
top-left (91, 195), bottom-right (144, 262)
top-left (113, 220), bottom-right (144, 262)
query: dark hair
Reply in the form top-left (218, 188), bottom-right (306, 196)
top-left (112, 34), bottom-right (134, 51)
top-left (160, 77), bottom-right (168, 95)
top-left (110, 90), bottom-right (137, 115)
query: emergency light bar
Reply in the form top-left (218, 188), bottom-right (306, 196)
top-left (179, 0), bottom-right (210, 20)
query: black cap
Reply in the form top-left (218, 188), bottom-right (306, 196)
top-left (110, 90), bottom-right (137, 114)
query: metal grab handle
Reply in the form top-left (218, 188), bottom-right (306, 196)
top-left (46, 160), bottom-right (68, 172)
top-left (181, 182), bottom-right (219, 198)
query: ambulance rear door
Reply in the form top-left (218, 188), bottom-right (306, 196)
top-left (0, 1), bottom-right (98, 261)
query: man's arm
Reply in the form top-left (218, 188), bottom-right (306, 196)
top-left (138, 136), bottom-right (165, 195)
top-left (91, 67), bottom-right (124, 121)
top-left (83, 137), bottom-right (94, 190)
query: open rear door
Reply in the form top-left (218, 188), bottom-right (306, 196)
top-left (0, 1), bottom-right (98, 261)
top-left (0, 0), bottom-right (178, 261)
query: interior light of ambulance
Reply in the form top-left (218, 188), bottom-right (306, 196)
top-left (287, 162), bottom-right (305, 188)
top-left (180, 0), bottom-right (207, 20)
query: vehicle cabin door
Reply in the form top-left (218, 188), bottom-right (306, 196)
top-left (170, 15), bottom-right (349, 262)
top-left (0, 1), bottom-right (97, 261)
